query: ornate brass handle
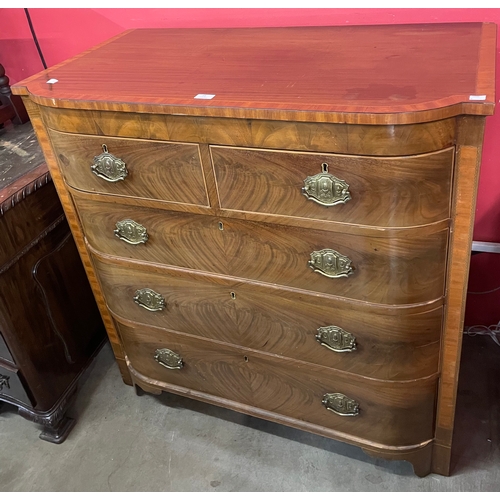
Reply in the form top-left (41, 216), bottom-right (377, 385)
top-left (154, 348), bottom-right (183, 370)
top-left (302, 164), bottom-right (351, 206)
top-left (322, 393), bottom-right (360, 416)
top-left (91, 144), bottom-right (128, 182)
top-left (308, 248), bottom-right (353, 278)
top-left (114, 219), bottom-right (149, 245)
top-left (133, 288), bottom-right (165, 312)
top-left (0, 374), bottom-right (10, 391)
top-left (316, 326), bottom-right (357, 352)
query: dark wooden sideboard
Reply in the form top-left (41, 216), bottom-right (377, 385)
top-left (12, 24), bottom-right (496, 474)
top-left (0, 122), bottom-right (105, 443)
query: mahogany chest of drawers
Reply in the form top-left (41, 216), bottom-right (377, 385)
top-left (13, 23), bottom-right (496, 476)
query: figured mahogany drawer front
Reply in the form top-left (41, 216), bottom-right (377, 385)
top-left (118, 319), bottom-right (437, 447)
top-left (0, 364), bottom-right (33, 406)
top-left (77, 196), bottom-right (448, 305)
top-left (92, 254), bottom-right (442, 381)
top-left (48, 129), bottom-right (209, 207)
top-left (0, 334), bottom-right (14, 364)
top-left (75, 196), bottom-right (227, 275)
top-left (211, 146), bottom-right (454, 227)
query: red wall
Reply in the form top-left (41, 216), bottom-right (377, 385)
top-left (2, 8), bottom-right (499, 325)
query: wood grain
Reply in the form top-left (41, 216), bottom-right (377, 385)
top-left (12, 25), bottom-right (496, 124)
top-left (0, 179), bottom-right (62, 269)
top-left (0, 181), bottom-right (104, 411)
top-left (117, 318), bottom-right (438, 448)
top-left (40, 106), bottom-right (457, 157)
top-left (74, 196), bottom-right (227, 275)
top-left (211, 145), bottom-right (454, 227)
top-left (432, 116), bottom-right (486, 476)
top-left (220, 217), bottom-right (448, 305)
top-left (48, 129), bottom-right (210, 207)
top-left (74, 195), bottom-right (449, 305)
top-left (15, 24), bottom-right (496, 476)
top-left (21, 98), bottom-right (129, 379)
top-left (91, 252), bottom-right (443, 382)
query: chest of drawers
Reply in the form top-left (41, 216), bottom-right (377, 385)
top-left (13, 23), bottom-right (496, 476)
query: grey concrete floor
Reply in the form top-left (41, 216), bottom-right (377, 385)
top-left (1, 334), bottom-right (499, 491)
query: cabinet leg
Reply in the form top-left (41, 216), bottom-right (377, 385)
top-left (39, 415), bottom-right (76, 444)
top-left (17, 385), bottom-right (77, 444)
top-left (362, 443), bottom-right (433, 477)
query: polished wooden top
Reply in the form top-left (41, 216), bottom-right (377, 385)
top-left (13, 24), bottom-right (496, 124)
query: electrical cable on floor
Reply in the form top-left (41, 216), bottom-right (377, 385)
top-left (463, 321), bottom-right (500, 347)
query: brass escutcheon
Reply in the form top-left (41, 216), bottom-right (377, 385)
top-left (322, 393), bottom-right (360, 416)
top-left (91, 144), bottom-right (128, 182)
top-left (316, 326), bottom-right (357, 352)
top-left (302, 171), bottom-right (351, 207)
top-left (133, 288), bottom-right (165, 312)
top-left (154, 348), bottom-right (183, 370)
top-left (308, 248), bottom-right (353, 278)
top-left (114, 219), bottom-right (149, 245)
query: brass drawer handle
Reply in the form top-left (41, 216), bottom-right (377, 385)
top-left (154, 348), bottom-right (183, 370)
top-left (316, 326), bottom-right (357, 352)
top-left (322, 393), bottom-right (360, 416)
top-left (114, 219), bottom-right (149, 245)
top-left (302, 164), bottom-right (351, 207)
top-left (0, 374), bottom-right (10, 391)
top-left (308, 249), bottom-right (353, 278)
top-left (133, 288), bottom-right (165, 312)
top-left (91, 144), bottom-right (128, 182)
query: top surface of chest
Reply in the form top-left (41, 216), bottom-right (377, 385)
top-left (12, 24), bottom-right (496, 123)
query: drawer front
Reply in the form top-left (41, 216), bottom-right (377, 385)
top-left (118, 320), bottom-right (437, 447)
top-left (74, 196), bottom-right (227, 275)
top-left (93, 255), bottom-right (442, 381)
top-left (211, 146), bottom-right (454, 227)
top-left (220, 218), bottom-right (448, 305)
top-left (49, 129), bottom-right (209, 207)
top-left (0, 333), bottom-right (14, 364)
top-left (77, 197), bottom-right (448, 305)
top-left (0, 364), bottom-right (33, 406)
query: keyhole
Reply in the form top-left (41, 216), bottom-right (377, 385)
top-left (321, 162), bottom-right (329, 173)
top-left (244, 356), bottom-right (249, 362)
top-left (218, 222), bottom-right (224, 230)
top-left (102, 144), bottom-right (109, 153)
top-left (230, 292), bottom-right (236, 299)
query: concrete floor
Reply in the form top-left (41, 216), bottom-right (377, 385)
top-left (1, 335), bottom-right (499, 491)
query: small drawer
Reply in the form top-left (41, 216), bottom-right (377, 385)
top-left (118, 319), bottom-right (437, 448)
top-left (0, 364), bottom-right (33, 406)
top-left (0, 333), bottom-right (14, 364)
top-left (49, 129), bottom-right (209, 207)
top-left (92, 254), bottom-right (442, 381)
top-left (211, 146), bottom-right (454, 227)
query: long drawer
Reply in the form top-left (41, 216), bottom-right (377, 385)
top-left (117, 318), bottom-right (437, 448)
top-left (211, 145), bottom-right (454, 227)
top-left (49, 129), bottom-right (210, 207)
top-left (92, 253), bottom-right (442, 381)
top-left (76, 196), bottom-right (449, 305)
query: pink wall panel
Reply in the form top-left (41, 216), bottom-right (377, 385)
top-left (1, 8), bottom-right (499, 325)
top-left (0, 9), bottom-right (44, 84)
